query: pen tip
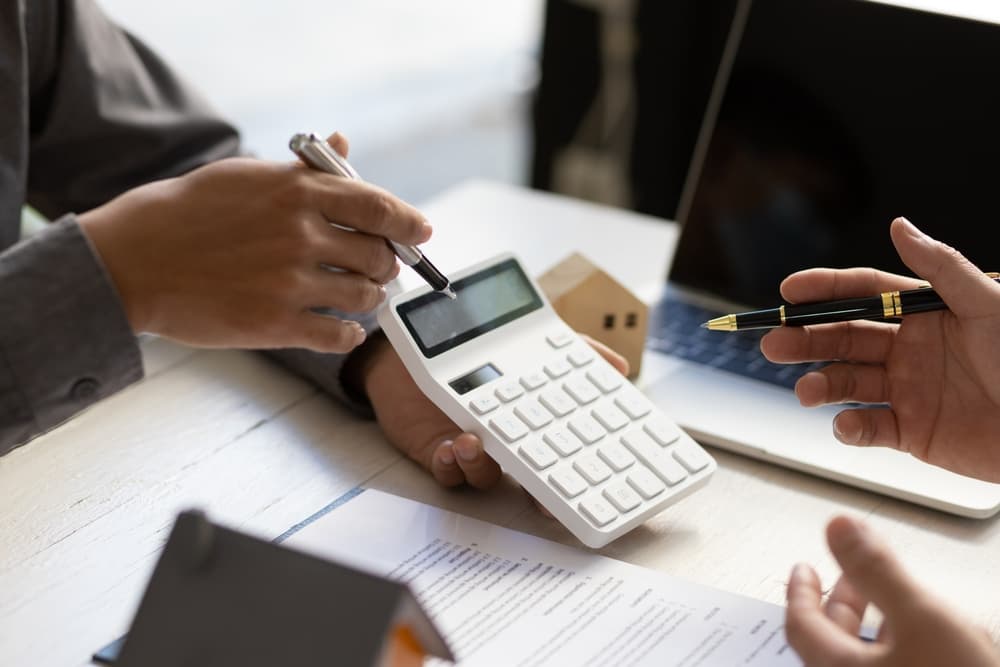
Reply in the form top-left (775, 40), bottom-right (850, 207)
top-left (699, 322), bottom-right (709, 329)
top-left (443, 286), bottom-right (457, 300)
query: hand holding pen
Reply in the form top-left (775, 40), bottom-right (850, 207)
top-left (748, 218), bottom-right (1000, 482)
top-left (290, 132), bottom-right (456, 299)
top-left (703, 274), bottom-right (1000, 331)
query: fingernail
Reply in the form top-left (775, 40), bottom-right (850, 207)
top-left (351, 322), bottom-right (366, 345)
top-left (833, 415), bottom-right (859, 444)
top-left (789, 563), bottom-right (808, 584)
top-left (438, 441), bottom-right (455, 466)
top-left (455, 439), bottom-right (478, 463)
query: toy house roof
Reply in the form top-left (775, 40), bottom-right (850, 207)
top-left (115, 511), bottom-right (452, 667)
top-left (537, 252), bottom-right (644, 306)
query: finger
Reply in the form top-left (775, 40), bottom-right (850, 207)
top-left (452, 433), bottom-right (503, 490)
top-left (306, 176), bottom-right (431, 246)
top-left (307, 271), bottom-right (387, 314)
top-left (824, 575), bottom-right (868, 636)
top-left (293, 315), bottom-right (367, 354)
top-left (785, 563), bottom-right (874, 666)
top-left (826, 515), bottom-right (923, 620)
top-left (317, 227), bottom-right (400, 284)
top-left (429, 440), bottom-right (468, 487)
top-left (779, 266), bottom-right (924, 304)
top-left (890, 217), bottom-right (1000, 318)
top-left (832, 407), bottom-right (901, 450)
top-left (761, 320), bottom-right (897, 365)
top-left (326, 131), bottom-right (350, 158)
top-left (579, 334), bottom-right (629, 376)
top-left (795, 364), bottom-right (889, 407)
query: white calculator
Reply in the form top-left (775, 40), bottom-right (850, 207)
top-left (377, 253), bottom-right (716, 547)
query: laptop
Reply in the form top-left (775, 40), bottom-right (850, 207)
top-left (640, 0), bottom-right (1000, 517)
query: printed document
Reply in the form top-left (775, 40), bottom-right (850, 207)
top-left (286, 489), bottom-right (801, 666)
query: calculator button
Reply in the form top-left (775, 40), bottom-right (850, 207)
top-left (568, 415), bottom-right (606, 444)
top-left (586, 366), bottom-right (624, 393)
top-left (579, 497), bottom-right (618, 526)
top-left (549, 468), bottom-right (588, 498)
top-left (614, 392), bottom-right (651, 420)
top-left (520, 440), bottom-right (558, 470)
top-left (470, 395), bottom-right (499, 415)
top-left (538, 387), bottom-right (577, 417)
top-left (520, 372), bottom-right (549, 391)
top-left (573, 454), bottom-right (613, 485)
top-left (621, 430), bottom-right (688, 486)
top-left (495, 382), bottom-right (525, 403)
top-left (490, 414), bottom-right (529, 443)
top-left (672, 439), bottom-right (712, 473)
top-left (603, 482), bottom-right (642, 513)
top-left (514, 399), bottom-right (554, 430)
top-left (544, 358), bottom-right (572, 378)
top-left (567, 347), bottom-right (594, 368)
top-left (544, 429), bottom-right (583, 456)
top-left (626, 468), bottom-right (666, 499)
top-left (597, 443), bottom-right (635, 472)
top-left (546, 331), bottom-right (574, 348)
top-left (591, 403), bottom-right (630, 432)
top-left (643, 418), bottom-right (682, 446)
top-left (563, 377), bottom-right (601, 405)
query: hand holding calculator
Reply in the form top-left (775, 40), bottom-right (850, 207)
top-left (377, 254), bottom-right (716, 547)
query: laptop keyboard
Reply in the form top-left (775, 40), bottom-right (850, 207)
top-left (647, 296), bottom-right (824, 390)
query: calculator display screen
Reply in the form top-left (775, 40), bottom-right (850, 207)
top-left (397, 259), bottom-right (543, 358)
top-left (448, 363), bottom-right (502, 395)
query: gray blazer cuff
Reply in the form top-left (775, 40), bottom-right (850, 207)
top-left (0, 216), bottom-right (143, 454)
top-left (261, 309), bottom-right (381, 417)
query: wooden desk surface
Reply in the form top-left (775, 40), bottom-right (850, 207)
top-left (1, 181), bottom-right (998, 665)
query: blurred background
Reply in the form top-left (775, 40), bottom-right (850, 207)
top-left (99, 0), bottom-right (544, 205)
top-left (95, 0), bottom-right (999, 215)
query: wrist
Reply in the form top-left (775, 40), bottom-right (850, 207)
top-left (341, 329), bottom-right (392, 405)
top-left (77, 205), bottom-right (152, 335)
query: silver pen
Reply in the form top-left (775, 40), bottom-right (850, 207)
top-left (289, 132), bottom-right (457, 299)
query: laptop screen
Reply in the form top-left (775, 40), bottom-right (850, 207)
top-left (669, 0), bottom-right (1000, 309)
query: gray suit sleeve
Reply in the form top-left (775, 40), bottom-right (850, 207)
top-left (0, 216), bottom-right (142, 455)
top-left (261, 310), bottom-right (381, 417)
top-left (26, 0), bottom-right (241, 219)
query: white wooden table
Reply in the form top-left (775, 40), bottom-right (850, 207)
top-left (1, 181), bottom-right (998, 665)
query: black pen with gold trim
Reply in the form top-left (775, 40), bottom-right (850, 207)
top-left (702, 273), bottom-right (1000, 331)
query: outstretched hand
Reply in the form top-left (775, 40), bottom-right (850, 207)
top-left (761, 218), bottom-right (1000, 481)
top-left (785, 516), bottom-right (999, 667)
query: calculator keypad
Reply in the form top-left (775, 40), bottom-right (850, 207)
top-left (469, 334), bottom-right (713, 535)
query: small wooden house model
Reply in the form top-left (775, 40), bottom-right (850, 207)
top-left (537, 252), bottom-right (648, 377)
top-left (111, 511), bottom-right (452, 667)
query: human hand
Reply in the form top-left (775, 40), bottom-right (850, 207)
top-left (760, 217), bottom-right (1000, 481)
top-left (358, 333), bottom-right (629, 489)
top-left (785, 515), bottom-right (999, 667)
top-left (78, 133), bottom-right (428, 354)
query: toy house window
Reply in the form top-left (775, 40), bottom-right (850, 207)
top-left (625, 312), bottom-right (638, 328)
top-left (603, 314), bottom-right (615, 329)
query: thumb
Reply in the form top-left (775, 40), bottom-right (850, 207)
top-left (826, 516), bottom-right (922, 621)
top-left (890, 217), bottom-right (998, 318)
